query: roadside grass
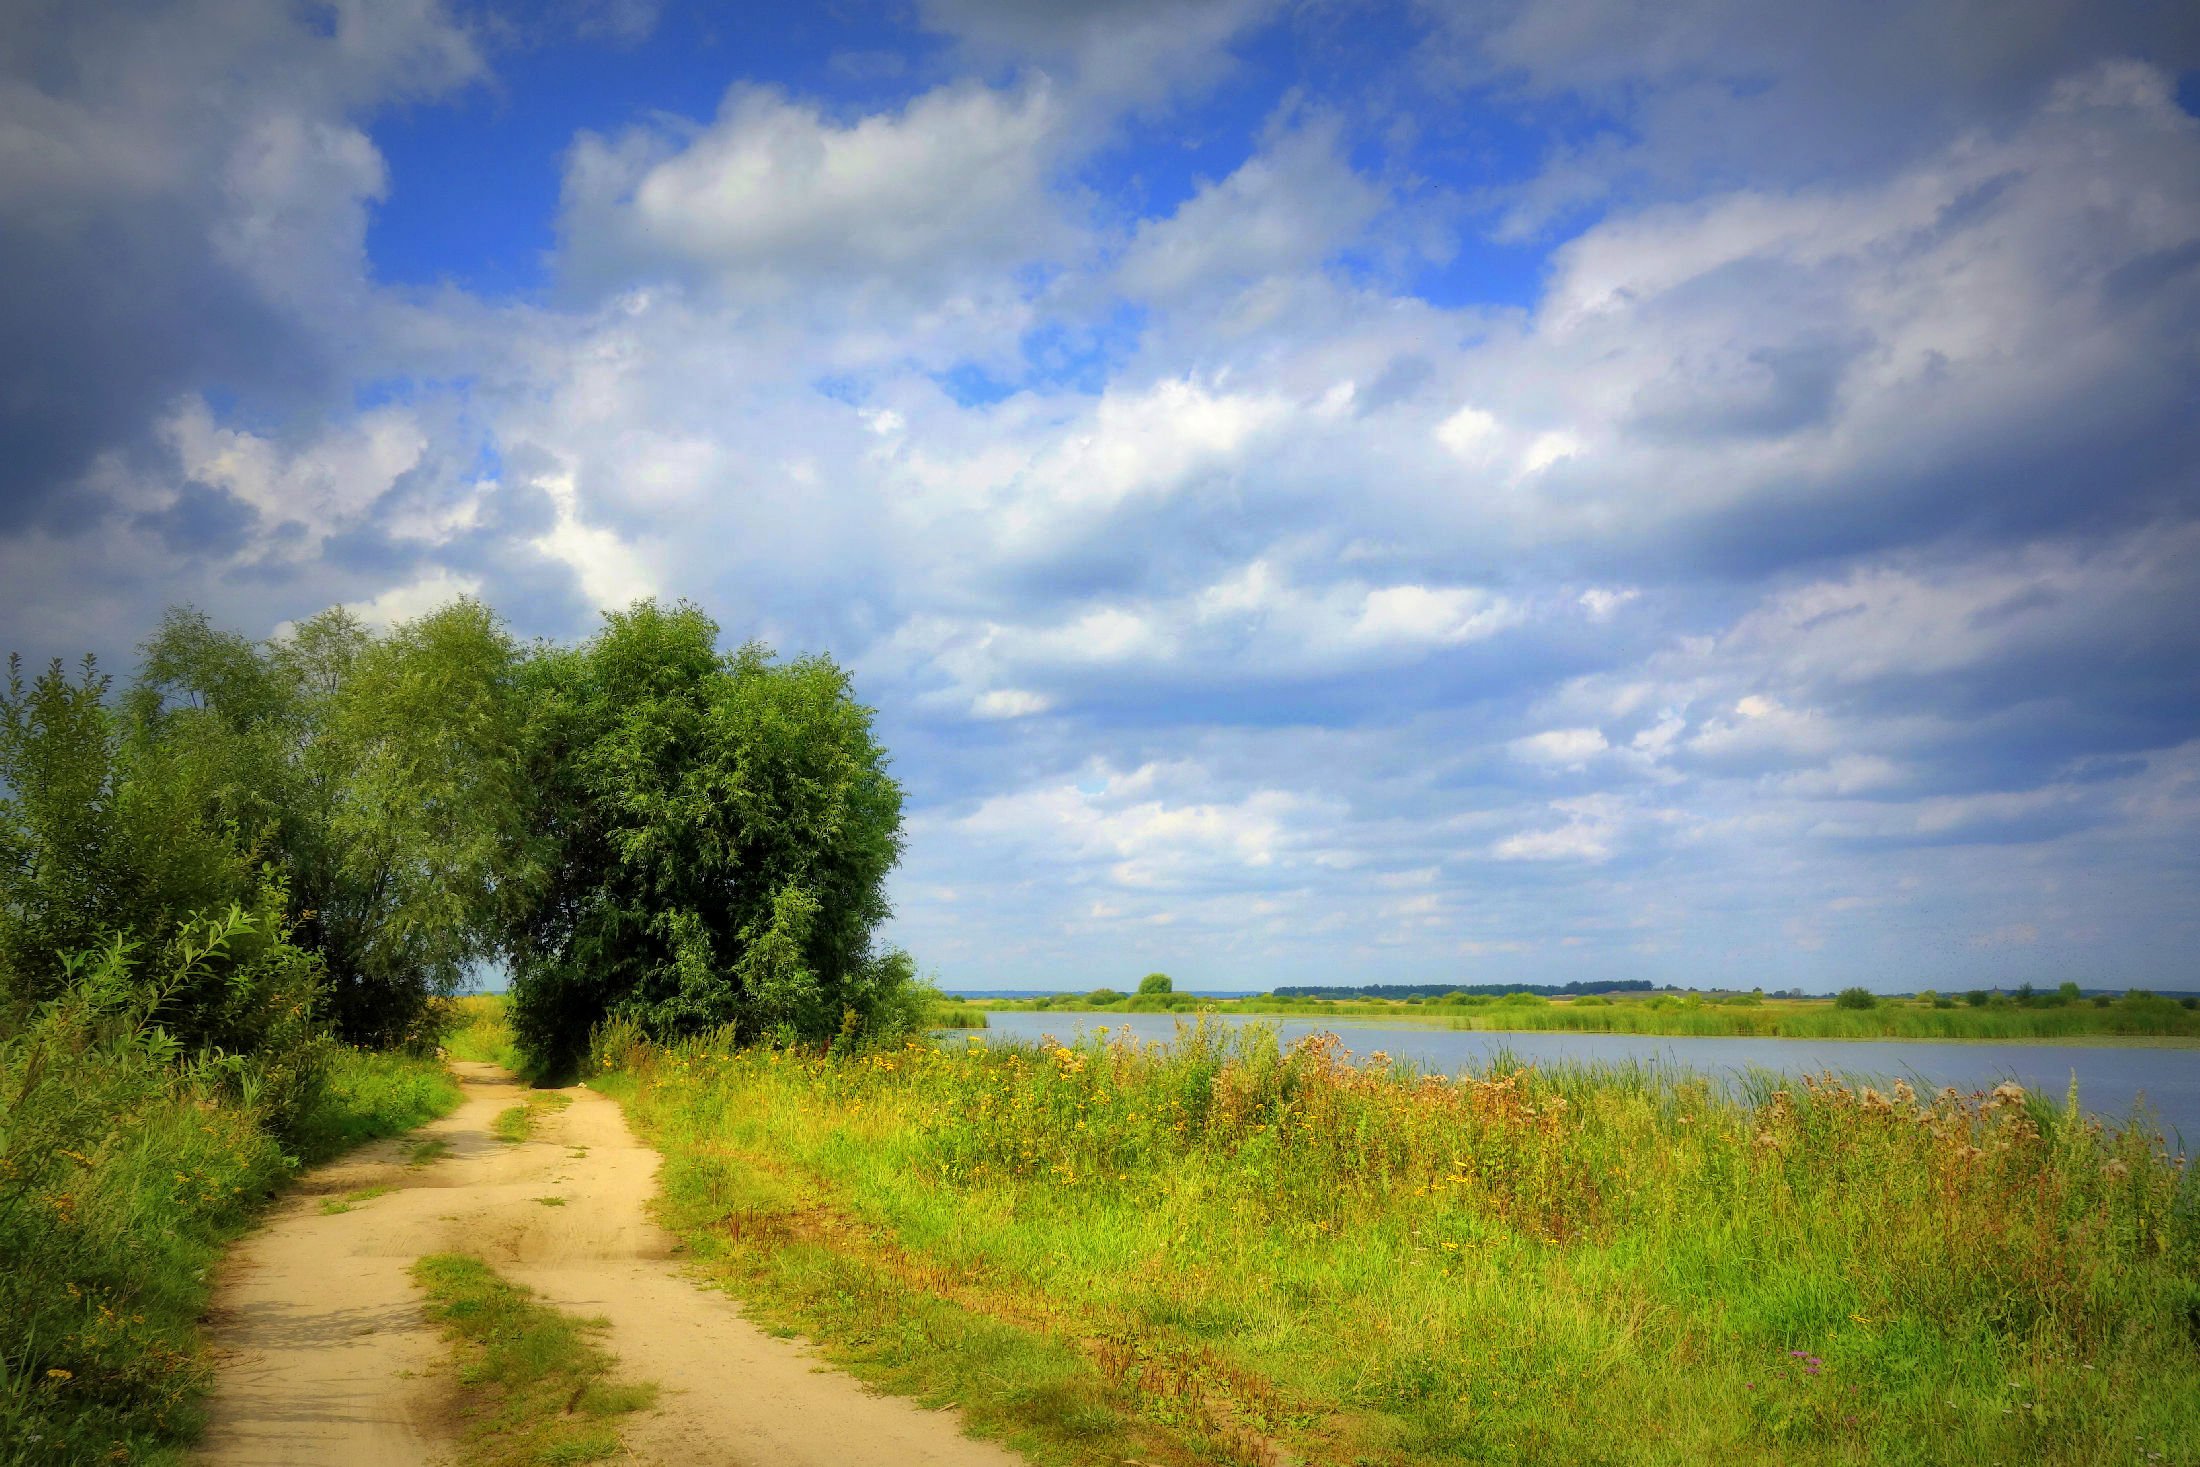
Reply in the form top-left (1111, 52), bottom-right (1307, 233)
top-left (1, 1037), bottom-right (461, 1467)
top-left (290, 1049), bottom-right (464, 1164)
top-left (411, 1253), bottom-right (656, 1467)
top-left (593, 1019), bottom-right (2200, 1467)
top-left (494, 1092), bottom-right (572, 1145)
top-left (445, 993), bottom-right (529, 1073)
top-left (979, 990), bottom-right (2200, 1044)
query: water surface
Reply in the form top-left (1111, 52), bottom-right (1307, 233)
top-left (970, 1011), bottom-right (2200, 1146)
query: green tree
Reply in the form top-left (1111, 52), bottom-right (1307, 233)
top-left (0, 653), bottom-right (257, 1017)
top-left (132, 600), bottom-right (528, 1045)
top-left (505, 601), bottom-right (909, 1071)
top-left (1834, 986), bottom-right (1877, 1010)
top-left (1137, 972), bottom-right (1174, 995)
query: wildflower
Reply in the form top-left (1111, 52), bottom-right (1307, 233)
top-left (46, 1368), bottom-right (72, 1381)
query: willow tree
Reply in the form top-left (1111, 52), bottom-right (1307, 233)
top-left (128, 600), bottom-right (529, 1045)
top-left (504, 600), bottom-right (913, 1072)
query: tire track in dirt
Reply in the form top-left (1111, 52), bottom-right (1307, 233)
top-left (196, 1061), bottom-right (1024, 1466)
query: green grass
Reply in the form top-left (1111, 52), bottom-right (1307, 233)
top-left (1, 1038), bottom-right (461, 1467)
top-left (444, 993), bottom-right (528, 1073)
top-left (318, 1183), bottom-right (395, 1216)
top-left (290, 1049), bottom-right (464, 1164)
top-left (493, 1092), bottom-right (572, 1145)
top-left (406, 1137), bottom-right (452, 1167)
top-left (973, 989), bottom-right (2200, 1044)
top-left (411, 1253), bottom-right (656, 1467)
top-left (592, 1019), bottom-right (2200, 1467)
top-left (928, 1000), bottom-right (991, 1030)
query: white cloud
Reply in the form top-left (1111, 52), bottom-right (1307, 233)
top-left (160, 398), bottom-right (426, 547)
top-left (1116, 117), bottom-right (1387, 300)
top-left (972, 688), bottom-right (1053, 719)
top-left (341, 568), bottom-right (485, 630)
top-left (529, 470), bottom-right (658, 612)
top-left (957, 761), bottom-right (1344, 890)
top-left (560, 80), bottom-right (1070, 304)
top-left (1510, 727), bottom-right (1609, 767)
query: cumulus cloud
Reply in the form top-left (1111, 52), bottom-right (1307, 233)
top-left (558, 79), bottom-right (1074, 311)
top-left (3, 2), bottom-right (2196, 991)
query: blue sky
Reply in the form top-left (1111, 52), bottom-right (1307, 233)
top-left (3, 0), bottom-right (2198, 992)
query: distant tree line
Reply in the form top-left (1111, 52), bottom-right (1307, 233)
top-left (1273, 980), bottom-right (1656, 1000)
top-left (1, 597), bottom-right (918, 1080)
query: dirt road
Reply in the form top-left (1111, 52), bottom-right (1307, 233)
top-left (196, 1061), bottom-right (1023, 1466)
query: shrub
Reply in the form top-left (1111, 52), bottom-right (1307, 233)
top-left (1137, 973), bottom-right (1173, 995)
top-left (0, 918), bottom-right (294, 1463)
top-left (1834, 987), bottom-right (1877, 1010)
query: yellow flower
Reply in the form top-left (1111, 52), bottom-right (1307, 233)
top-left (46, 1368), bottom-right (73, 1381)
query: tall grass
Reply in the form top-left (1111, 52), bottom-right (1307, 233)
top-left (598, 1019), bottom-right (2200, 1466)
top-left (0, 937), bottom-right (459, 1467)
top-left (442, 992), bottom-right (528, 1073)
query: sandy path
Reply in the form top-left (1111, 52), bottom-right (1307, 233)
top-left (196, 1061), bottom-right (1023, 1467)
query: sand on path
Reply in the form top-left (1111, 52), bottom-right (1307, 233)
top-left (196, 1060), bottom-right (1023, 1467)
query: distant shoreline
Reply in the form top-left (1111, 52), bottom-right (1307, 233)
top-left (965, 1008), bottom-right (2200, 1049)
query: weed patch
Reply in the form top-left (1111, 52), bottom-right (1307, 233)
top-left (411, 1253), bottom-right (655, 1467)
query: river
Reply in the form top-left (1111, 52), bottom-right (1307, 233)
top-left (967, 1010), bottom-right (2200, 1146)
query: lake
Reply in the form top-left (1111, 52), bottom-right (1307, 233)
top-left (969, 1010), bottom-right (2200, 1147)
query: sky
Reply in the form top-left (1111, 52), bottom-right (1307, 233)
top-left (2, 1), bottom-right (2198, 994)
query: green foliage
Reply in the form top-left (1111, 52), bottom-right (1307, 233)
top-left (1137, 972), bottom-right (1174, 995)
top-left (411, 1253), bottom-right (656, 1467)
top-left (605, 1026), bottom-right (2200, 1466)
top-left (1833, 987), bottom-right (1877, 1010)
top-left (0, 654), bottom-right (259, 1021)
top-left (0, 922), bottom-right (457, 1465)
top-left (504, 601), bottom-right (912, 1071)
top-left (132, 601), bottom-right (529, 1046)
top-left (442, 994), bottom-right (527, 1073)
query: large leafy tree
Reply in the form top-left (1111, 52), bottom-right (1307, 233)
top-left (505, 600), bottom-right (911, 1071)
top-left (130, 600), bottom-right (529, 1044)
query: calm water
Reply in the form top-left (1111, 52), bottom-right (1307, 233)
top-left (969, 1011), bottom-right (2200, 1147)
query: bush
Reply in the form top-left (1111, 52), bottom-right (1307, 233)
top-left (1834, 987), bottom-right (1877, 1010)
top-left (0, 920), bottom-right (293, 1463)
top-left (1137, 973), bottom-right (1173, 995)
top-left (1964, 989), bottom-right (1990, 1007)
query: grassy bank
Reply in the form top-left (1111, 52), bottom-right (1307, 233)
top-left (596, 1019), bottom-right (2199, 1466)
top-left (1, 1028), bottom-right (458, 1467)
top-left (974, 989), bottom-right (2200, 1044)
top-left (412, 1254), bottom-right (656, 1466)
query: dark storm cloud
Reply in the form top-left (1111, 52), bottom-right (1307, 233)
top-left (0, 0), bottom-right (479, 527)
